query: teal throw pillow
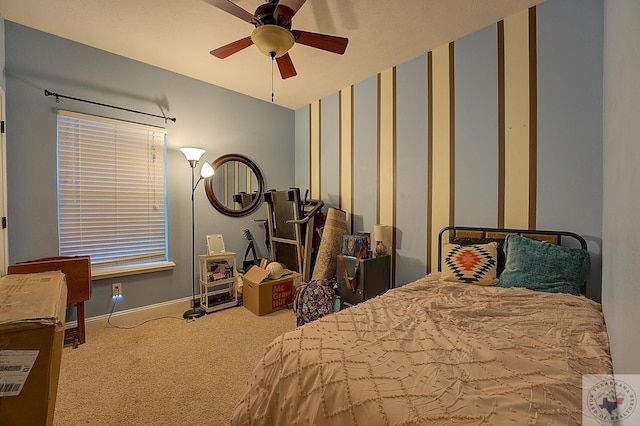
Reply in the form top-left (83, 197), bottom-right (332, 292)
top-left (497, 234), bottom-right (590, 296)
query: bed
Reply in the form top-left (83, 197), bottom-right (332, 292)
top-left (231, 227), bottom-right (613, 425)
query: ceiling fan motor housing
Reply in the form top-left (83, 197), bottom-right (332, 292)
top-left (254, 3), bottom-right (277, 25)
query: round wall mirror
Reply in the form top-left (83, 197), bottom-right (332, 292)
top-left (204, 154), bottom-right (264, 217)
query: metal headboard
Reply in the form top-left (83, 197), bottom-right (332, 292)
top-left (437, 226), bottom-right (588, 274)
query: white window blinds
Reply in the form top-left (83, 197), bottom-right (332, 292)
top-left (57, 110), bottom-right (168, 273)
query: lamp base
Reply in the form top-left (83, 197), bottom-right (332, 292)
top-left (375, 241), bottom-right (388, 256)
top-left (183, 306), bottom-right (206, 320)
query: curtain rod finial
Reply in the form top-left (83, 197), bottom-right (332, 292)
top-left (45, 90), bottom-right (60, 103)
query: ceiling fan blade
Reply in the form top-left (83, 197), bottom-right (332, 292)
top-left (276, 53), bottom-right (297, 79)
top-left (274, 0), bottom-right (307, 26)
top-left (203, 0), bottom-right (256, 24)
top-left (292, 30), bottom-right (349, 55)
top-left (210, 36), bottom-right (254, 59)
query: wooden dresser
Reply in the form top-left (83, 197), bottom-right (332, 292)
top-left (8, 256), bottom-right (92, 347)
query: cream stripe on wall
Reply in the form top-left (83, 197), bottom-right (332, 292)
top-left (309, 100), bottom-right (321, 199)
top-left (378, 69), bottom-right (395, 229)
top-left (428, 43), bottom-right (454, 272)
top-left (528, 8), bottom-right (537, 230)
top-left (378, 68), bottom-right (396, 284)
top-left (503, 9), bottom-right (532, 229)
top-left (339, 86), bottom-right (354, 233)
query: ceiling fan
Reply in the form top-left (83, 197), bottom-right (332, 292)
top-left (205, 0), bottom-right (349, 79)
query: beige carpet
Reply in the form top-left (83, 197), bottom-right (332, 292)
top-left (53, 306), bottom-right (296, 425)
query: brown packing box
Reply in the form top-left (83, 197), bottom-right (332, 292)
top-left (243, 266), bottom-right (301, 316)
top-left (0, 272), bottom-right (68, 426)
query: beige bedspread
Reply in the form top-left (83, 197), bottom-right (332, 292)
top-left (231, 273), bottom-right (612, 425)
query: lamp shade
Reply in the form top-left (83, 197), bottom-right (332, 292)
top-left (200, 162), bottom-right (215, 178)
top-left (251, 25), bottom-right (295, 58)
top-left (180, 147), bottom-right (206, 162)
top-left (374, 224), bottom-right (389, 242)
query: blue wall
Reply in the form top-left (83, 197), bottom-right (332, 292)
top-left (454, 24), bottom-right (499, 228)
top-left (537, 0), bottom-right (603, 298)
top-left (602, 0), bottom-right (640, 374)
top-left (351, 76), bottom-right (378, 235)
top-left (320, 93), bottom-right (340, 210)
top-left (4, 22), bottom-right (295, 318)
top-left (395, 54), bottom-right (428, 287)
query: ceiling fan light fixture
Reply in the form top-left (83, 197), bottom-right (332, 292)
top-left (251, 24), bottom-right (295, 58)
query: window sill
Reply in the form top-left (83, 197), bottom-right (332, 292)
top-left (91, 261), bottom-right (176, 280)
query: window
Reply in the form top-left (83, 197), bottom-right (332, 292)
top-left (57, 110), bottom-right (173, 278)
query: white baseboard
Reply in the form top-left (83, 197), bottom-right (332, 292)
top-left (66, 297), bottom-right (193, 333)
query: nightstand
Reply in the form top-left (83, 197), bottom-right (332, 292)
top-left (335, 254), bottom-right (390, 308)
top-left (198, 252), bottom-right (238, 313)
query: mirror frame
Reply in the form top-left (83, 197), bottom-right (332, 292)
top-left (204, 154), bottom-right (264, 217)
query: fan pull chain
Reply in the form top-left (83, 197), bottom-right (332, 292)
top-left (271, 52), bottom-right (275, 103)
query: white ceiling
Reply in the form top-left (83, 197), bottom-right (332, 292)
top-left (0, 0), bottom-right (543, 110)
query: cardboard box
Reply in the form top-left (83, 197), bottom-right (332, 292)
top-left (243, 266), bottom-right (301, 316)
top-left (0, 272), bottom-right (68, 426)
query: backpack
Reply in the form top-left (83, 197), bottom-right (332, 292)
top-left (293, 278), bottom-right (337, 326)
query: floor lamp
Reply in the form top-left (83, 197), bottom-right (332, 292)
top-left (181, 147), bottom-right (215, 320)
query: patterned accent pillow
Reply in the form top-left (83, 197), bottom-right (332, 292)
top-left (441, 242), bottom-right (499, 285)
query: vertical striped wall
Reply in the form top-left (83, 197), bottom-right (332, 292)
top-left (351, 77), bottom-right (378, 235)
top-left (454, 24), bottom-right (498, 228)
top-left (396, 55), bottom-right (428, 287)
top-left (502, 9), bottom-right (537, 229)
top-left (294, 106), bottom-right (310, 192)
top-left (536, 0), bottom-right (603, 301)
top-left (309, 100), bottom-right (321, 200)
top-left (296, 0), bottom-right (603, 299)
top-left (428, 44), bottom-right (455, 272)
top-left (320, 93), bottom-right (340, 209)
top-left (378, 68), bottom-right (396, 284)
top-left (339, 87), bottom-right (354, 233)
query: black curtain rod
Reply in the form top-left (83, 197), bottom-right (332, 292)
top-left (44, 89), bottom-right (176, 123)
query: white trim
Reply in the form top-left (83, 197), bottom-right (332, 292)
top-left (68, 296), bottom-right (192, 333)
top-left (91, 261), bottom-right (176, 280)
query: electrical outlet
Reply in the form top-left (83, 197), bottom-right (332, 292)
top-left (112, 283), bottom-right (122, 298)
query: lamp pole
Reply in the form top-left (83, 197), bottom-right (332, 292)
top-left (184, 162), bottom-right (205, 319)
top-left (180, 148), bottom-right (214, 320)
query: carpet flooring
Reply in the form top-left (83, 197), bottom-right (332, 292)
top-left (53, 305), bottom-right (296, 425)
